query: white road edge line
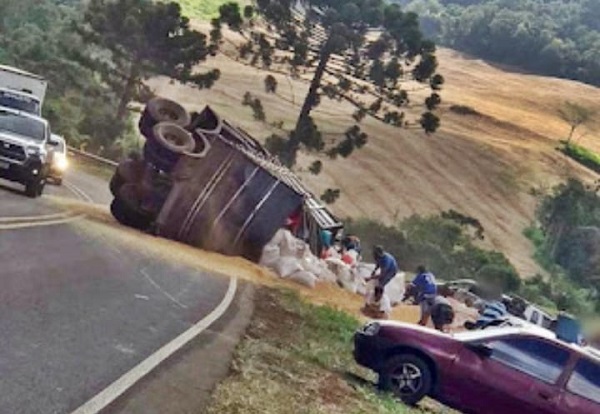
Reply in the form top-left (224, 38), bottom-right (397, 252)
top-left (70, 276), bottom-right (238, 414)
top-left (140, 268), bottom-right (189, 309)
top-left (0, 214), bottom-right (85, 230)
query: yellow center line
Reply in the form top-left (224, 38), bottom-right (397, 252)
top-left (0, 214), bottom-right (85, 230)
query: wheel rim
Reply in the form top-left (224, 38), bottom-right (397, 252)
top-left (390, 363), bottom-right (423, 397)
top-left (158, 107), bottom-right (178, 121)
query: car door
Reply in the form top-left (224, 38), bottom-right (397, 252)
top-left (560, 356), bottom-right (600, 414)
top-left (449, 335), bottom-right (570, 414)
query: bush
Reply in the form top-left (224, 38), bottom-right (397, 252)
top-left (346, 214), bottom-right (520, 292)
top-left (264, 74), bottom-right (277, 93)
top-left (560, 143), bottom-right (600, 174)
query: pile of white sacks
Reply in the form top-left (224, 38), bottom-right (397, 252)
top-left (260, 229), bottom-right (406, 304)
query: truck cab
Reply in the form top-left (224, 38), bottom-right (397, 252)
top-left (0, 64), bottom-right (47, 115)
top-left (0, 87), bottom-right (42, 116)
top-left (0, 107), bottom-right (55, 197)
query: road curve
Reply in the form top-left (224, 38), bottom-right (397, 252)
top-left (0, 168), bottom-right (249, 414)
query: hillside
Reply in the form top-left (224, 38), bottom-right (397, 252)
top-left (146, 26), bottom-right (600, 279)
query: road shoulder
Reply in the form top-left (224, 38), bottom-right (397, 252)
top-left (102, 281), bottom-right (255, 414)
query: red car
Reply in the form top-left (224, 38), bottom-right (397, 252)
top-left (353, 321), bottom-right (600, 413)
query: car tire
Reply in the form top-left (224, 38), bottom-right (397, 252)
top-left (110, 195), bottom-right (153, 231)
top-left (139, 97), bottom-right (191, 139)
top-left (379, 354), bottom-right (433, 406)
top-left (55, 177), bottom-right (63, 186)
top-left (25, 178), bottom-right (45, 198)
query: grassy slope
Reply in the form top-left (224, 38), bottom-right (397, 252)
top-left (146, 22), bottom-right (600, 279)
top-left (205, 287), bottom-right (451, 414)
top-left (174, 0), bottom-right (249, 19)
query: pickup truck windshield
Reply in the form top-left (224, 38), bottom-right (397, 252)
top-left (0, 90), bottom-right (40, 115)
top-left (0, 110), bottom-right (45, 141)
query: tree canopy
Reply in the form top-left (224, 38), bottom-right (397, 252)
top-left (398, 0), bottom-right (600, 86)
top-left (77, 0), bottom-right (219, 120)
top-left (214, 0), bottom-right (444, 167)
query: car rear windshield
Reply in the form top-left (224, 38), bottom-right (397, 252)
top-left (0, 90), bottom-right (40, 115)
top-left (0, 110), bottom-right (45, 141)
top-left (567, 358), bottom-right (600, 404)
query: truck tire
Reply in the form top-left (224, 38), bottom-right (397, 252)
top-left (110, 197), bottom-right (153, 231)
top-left (109, 171), bottom-right (124, 197)
top-left (111, 183), bottom-right (154, 230)
top-left (143, 123), bottom-right (194, 172)
top-left (25, 178), bottom-right (45, 198)
top-left (139, 97), bottom-right (191, 139)
top-left (109, 156), bottom-right (145, 196)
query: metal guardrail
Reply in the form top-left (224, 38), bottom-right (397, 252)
top-left (67, 146), bottom-right (118, 167)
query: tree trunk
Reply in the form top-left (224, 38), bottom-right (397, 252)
top-left (116, 65), bottom-right (139, 121)
top-left (566, 125), bottom-right (576, 145)
top-left (281, 40), bottom-right (332, 166)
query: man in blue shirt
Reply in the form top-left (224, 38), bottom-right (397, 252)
top-left (367, 245), bottom-right (399, 289)
top-left (403, 265), bottom-right (437, 326)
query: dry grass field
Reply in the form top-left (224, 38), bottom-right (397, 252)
top-left (146, 25), bottom-right (600, 279)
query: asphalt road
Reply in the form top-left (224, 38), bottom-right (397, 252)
top-left (0, 168), bottom-right (248, 414)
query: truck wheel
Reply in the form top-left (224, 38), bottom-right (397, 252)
top-left (143, 124), bottom-right (194, 173)
top-left (109, 171), bottom-right (124, 197)
top-left (25, 178), bottom-right (45, 198)
top-left (109, 156), bottom-right (145, 196)
top-left (149, 122), bottom-right (195, 154)
top-left (379, 354), bottom-right (433, 406)
top-left (110, 197), bottom-right (153, 231)
top-left (139, 97), bottom-right (190, 139)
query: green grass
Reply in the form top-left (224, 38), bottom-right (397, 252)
top-left (560, 142), bottom-right (600, 174)
top-left (205, 287), bottom-right (449, 414)
top-left (173, 0), bottom-right (250, 20)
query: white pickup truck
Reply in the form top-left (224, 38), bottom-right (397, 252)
top-left (0, 65), bottom-right (47, 116)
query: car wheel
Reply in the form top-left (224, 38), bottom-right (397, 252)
top-left (55, 177), bottom-right (63, 186)
top-left (143, 123), bottom-right (193, 173)
top-left (379, 354), bottom-right (433, 406)
top-left (25, 178), bottom-right (45, 198)
top-left (139, 97), bottom-right (190, 139)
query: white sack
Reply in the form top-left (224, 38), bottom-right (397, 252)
top-left (274, 256), bottom-right (304, 278)
top-left (260, 244), bottom-right (280, 269)
top-left (288, 270), bottom-right (318, 288)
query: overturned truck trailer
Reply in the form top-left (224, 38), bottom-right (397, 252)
top-left (109, 97), bottom-right (342, 261)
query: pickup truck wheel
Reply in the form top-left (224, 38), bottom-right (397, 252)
top-left (25, 178), bottom-right (45, 198)
top-left (379, 354), bottom-right (432, 406)
top-left (139, 98), bottom-right (190, 139)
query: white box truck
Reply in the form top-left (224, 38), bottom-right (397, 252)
top-left (0, 65), bottom-right (48, 116)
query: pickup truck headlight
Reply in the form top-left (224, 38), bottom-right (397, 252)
top-left (362, 322), bottom-right (380, 336)
top-left (53, 154), bottom-right (68, 171)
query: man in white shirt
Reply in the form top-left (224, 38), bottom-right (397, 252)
top-left (362, 286), bottom-right (392, 319)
